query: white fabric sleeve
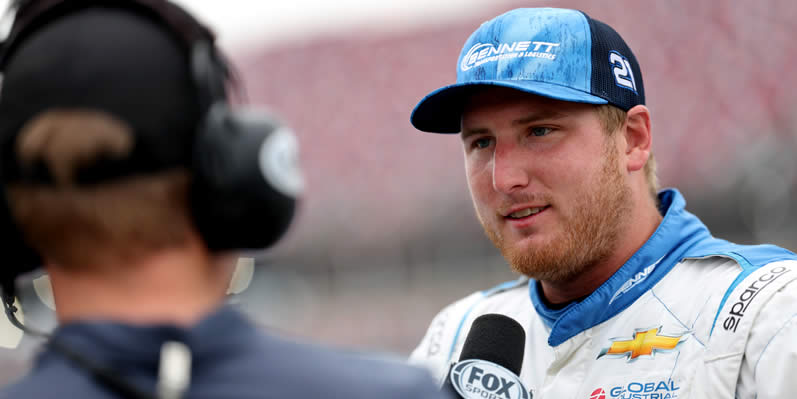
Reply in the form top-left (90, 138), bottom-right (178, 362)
top-left (738, 275), bottom-right (797, 399)
top-left (409, 292), bottom-right (484, 384)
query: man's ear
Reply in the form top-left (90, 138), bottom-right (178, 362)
top-left (623, 105), bottom-right (652, 173)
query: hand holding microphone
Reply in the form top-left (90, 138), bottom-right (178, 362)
top-left (443, 314), bottom-right (530, 399)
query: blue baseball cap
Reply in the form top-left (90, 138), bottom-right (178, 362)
top-left (410, 8), bottom-right (645, 133)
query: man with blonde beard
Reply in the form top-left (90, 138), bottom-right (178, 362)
top-left (408, 7), bottom-right (797, 399)
top-left (0, 1), bottom-right (446, 398)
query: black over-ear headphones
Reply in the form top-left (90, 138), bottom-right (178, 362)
top-left (0, 0), bottom-right (304, 294)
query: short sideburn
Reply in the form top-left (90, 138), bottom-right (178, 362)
top-left (595, 104), bottom-right (659, 201)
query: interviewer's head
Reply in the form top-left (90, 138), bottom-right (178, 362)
top-left (0, 6), bottom-right (204, 270)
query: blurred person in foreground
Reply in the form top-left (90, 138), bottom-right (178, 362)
top-left (408, 7), bottom-right (797, 399)
top-left (0, 1), bottom-right (445, 398)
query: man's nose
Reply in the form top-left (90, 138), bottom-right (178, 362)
top-left (492, 143), bottom-right (529, 194)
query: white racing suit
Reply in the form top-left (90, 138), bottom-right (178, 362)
top-left (410, 189), bottom-right (797, 399)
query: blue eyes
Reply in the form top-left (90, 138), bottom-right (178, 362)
top-left (530, 127), bottom-right (552, 137)
top-left (468, 127), bottom-right (553, 150)
top-left (474, 138), bottom-right (492, 149)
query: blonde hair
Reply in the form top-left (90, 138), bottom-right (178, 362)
top-left (6, 109), bottom-right (194, 267)
top-left (595, 104), bottom-right (659, 201)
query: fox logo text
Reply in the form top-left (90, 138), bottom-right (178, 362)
top-left (449, 359), bottom-right (529, 399)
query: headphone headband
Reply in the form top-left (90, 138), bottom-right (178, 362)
top-left (1, 0), bottom-right (215, 69)
top-left (0, 0), bottom-right (231, 185)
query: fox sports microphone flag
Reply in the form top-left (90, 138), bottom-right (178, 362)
top-left (445, 314), bottom-right (529, 399)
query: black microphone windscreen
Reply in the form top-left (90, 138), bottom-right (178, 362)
top-left (458, 314), bottom-right (525, 376)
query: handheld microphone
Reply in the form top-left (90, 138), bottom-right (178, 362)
top-left (442, 313), bottom-right (529, 399)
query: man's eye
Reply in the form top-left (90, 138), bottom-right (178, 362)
top-left (473, 137), bottom-right (492, 149)
top-left (530, 127), bottom-right (552, 137)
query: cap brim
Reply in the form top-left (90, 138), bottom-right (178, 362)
top-left (410, 80), bottom-right (609, 134)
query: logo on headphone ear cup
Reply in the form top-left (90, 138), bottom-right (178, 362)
top-left (258, 125), bottom-right (303, 198)
top-left (190, 103), bottom-right (300, 251)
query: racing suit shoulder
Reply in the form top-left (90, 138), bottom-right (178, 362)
top-left (409, 278), bottom-right (529, 383)
top-left (689, 258), bottom-right (797, 399)
top-left (733, 259), bottom-right (797, 399)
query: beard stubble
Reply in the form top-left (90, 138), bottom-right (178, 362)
top-left (480, 139), bottom-right (632, 283)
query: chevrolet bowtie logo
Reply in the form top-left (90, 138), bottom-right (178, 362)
top-left (597, 327), bottom-right (688, 361)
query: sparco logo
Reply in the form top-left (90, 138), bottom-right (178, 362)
top-left (460, 41), bottom-right (560, 71)
top-left (450, 359), bottom-right (529, 399)
top-left (724, 266), bottom-right (791, 332)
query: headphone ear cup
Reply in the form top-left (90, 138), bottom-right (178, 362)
top-left (0, 185), bottom-right (42, 288)
top-left (191, 103), bottom-right (303, 251)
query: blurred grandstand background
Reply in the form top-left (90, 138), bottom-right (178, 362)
top-left (2, 0), bottom-right (797, 385)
